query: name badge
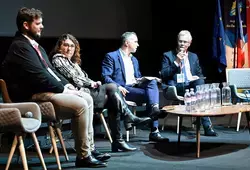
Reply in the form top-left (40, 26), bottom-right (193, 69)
top-left (177, 73), bottom-right (184, 83)
top-left (47, 68), bottom-right (61, 81)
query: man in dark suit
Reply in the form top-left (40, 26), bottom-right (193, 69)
top-left (102, 32), bottom-right (169, 142)
top-left (1, 7), bottom-right (108, 167)
top-left (161, 30), bottom-right (217, 136)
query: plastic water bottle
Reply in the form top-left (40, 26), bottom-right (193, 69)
top-left (222, 82), bottom-right (231, 106)
top-left (204, 84), bottom-right (210, 110)
top-left (209, 84), bottom-right (217, 109)
top-left (190, 88), bottom-right (196, 112)
top-left (214, 83), bottom-right (221, 107)
top-left (184, 89), bottom-right (191, 112)
top-left (195, 85), bottom-right (202, 111)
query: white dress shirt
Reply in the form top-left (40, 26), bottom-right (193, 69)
top-left (119, 49), bottom-right (137, 85)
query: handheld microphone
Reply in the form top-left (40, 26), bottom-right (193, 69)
top-left (24, 111), bottom-right (33, 118)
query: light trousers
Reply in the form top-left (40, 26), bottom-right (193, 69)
top-left (32, 92), bottom-right (94, 158)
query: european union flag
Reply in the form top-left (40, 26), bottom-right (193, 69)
top-left (212, 0), bottom-right (226, 72)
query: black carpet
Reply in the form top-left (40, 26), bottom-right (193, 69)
top-left (1, 115), bottom-right (250, 170)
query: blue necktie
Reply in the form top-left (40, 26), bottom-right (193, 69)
top-left (181, 60), bottom-right (189, 85)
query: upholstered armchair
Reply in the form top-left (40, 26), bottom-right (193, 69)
top-left (226, 68), bottom-right (250, 131)
top-left (160, 85), bottom-right (184, 133)
top-left (0, 102), bottom-right (46, 170)
top-left (0, 79), bottom-right (68, 170)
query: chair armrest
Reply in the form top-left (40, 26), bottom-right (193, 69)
top-left (37, 102), bottom-right (57, 121)
top-left (0, 108), bottom-right (22, 127)
top-left (164, 86), bottom-right (184, 101)
top-left (229, 84), bottom-right (250, 103)
top-left (237, 93), bottom-right (250, 100)
top-left (126, 100), bottom-right (137, 107)
top-left (0, 103), bottom-right (41, 121)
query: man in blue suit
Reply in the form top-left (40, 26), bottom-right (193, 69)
top-left (102, 32), bottom-right (168, 142)
top-left (161, 30), bottom-right (217, 136)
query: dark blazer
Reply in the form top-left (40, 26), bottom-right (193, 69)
top-left (1, 32), bottom-right (69, 101)
top-left (102, 49), bottom-right (142, 86)
top-left (161, 50), bottom-right (204, 88)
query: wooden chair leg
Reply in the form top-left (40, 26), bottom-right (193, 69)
top-left (49, 121), bottom-right (64, 154)
top-left (236, 112), bottom-right (242, 132)
top-left (49, 124), bottom-right (62, 170)
top-left (49, 145), bottom-right (54, 154)
top-left (100, 112), bottom-right (113, 143)
top-left (16, 133), bottom-right (27, 164)
top-left (5, 135), bottom-right (18, 170)
top-left (18, 135), bottom-right (28, 170)
top-left (55, 126), bottom-right (69, 161)
top-left (31, 133), bottom-right (47, 170)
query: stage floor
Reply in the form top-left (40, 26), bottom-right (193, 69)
top-left (0, 114), bottom-right (250, 170)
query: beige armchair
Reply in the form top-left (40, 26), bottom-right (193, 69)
top-left (0, 102), bottom-right (46, 170)
top-left (0, 79), bottom-right (68, 170)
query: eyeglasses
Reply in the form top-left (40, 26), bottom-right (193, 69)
top-left (178, 40), bottom-right (189, 44)
top-left (62, 43), bottom-right (75, 48)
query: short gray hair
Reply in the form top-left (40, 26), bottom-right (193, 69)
top-left (178, 30), bottom-right (192, 42)
top-left (121, 32), bottom-right (137, 45)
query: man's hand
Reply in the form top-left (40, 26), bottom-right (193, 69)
top-left (96, 81), bottom-right (102, 86)
top-left (175, 51), bottom-right (187, 64)
top-left (64, 84), bottom-right (77, 90)
top-left (118, 86), bottom-right (129, 96)
top-left (63, 84), bottom-right (79, 95)
top-left (191, 75), bottom-right (199, 81)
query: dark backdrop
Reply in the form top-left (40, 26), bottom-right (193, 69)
top-left (0, 0), bottom-right (226, 82)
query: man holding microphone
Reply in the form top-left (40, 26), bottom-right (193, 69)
top-left (161, 30), bottom-right (217, 136)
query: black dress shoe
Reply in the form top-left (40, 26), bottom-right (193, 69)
top-left (124, 122), bottom-right (133, 131)
top-left (111, 139), bottom-right (137, 152)
top-left (91, 149), bottom-right (111, 161)
top-left (75, 155), bottom-right (107, 168)
top-left (124, 114), bottom-right (151, 131)
top-left (204, 127), bottom-right (218, 137)
top-left (149, 132), bottom-right (169, 142)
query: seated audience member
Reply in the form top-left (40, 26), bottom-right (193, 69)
top-left (50, 33), bottom-right (150, 152)
top-left (1, 7), bottom-right (109, 167)
top-left (161, 30), bottom-right (218, 136)
top-left (102, 32), bottom-right (169, 142)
